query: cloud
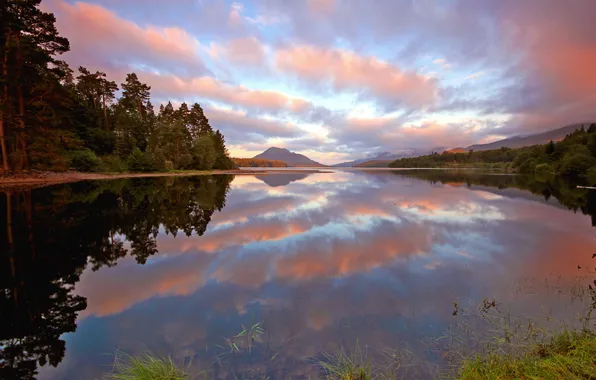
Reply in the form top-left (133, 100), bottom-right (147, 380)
top-left (209, 36), bottom-right (267, 66)
top-left (44, 0), bottom-right (209, 76)
top-left (203, 106), bottom-right (303, 141)
top-left (45, 0), bottom-right (596, 159)
top-left (276, 45), bottom-right (437, 109)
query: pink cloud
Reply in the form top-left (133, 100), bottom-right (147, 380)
top-left (219, 36), bottom-right (267, 65)
top-left (307, 0), bottom-right (337, 14)
top-left (44, 0), bottom-right (207, 75)
top-left (276, 45), bottom-right (437, 109)
top-left (135, 71), bottom-right (312, 115)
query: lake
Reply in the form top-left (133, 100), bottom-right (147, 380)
top-left (1, 169), bottom-right (595, 379)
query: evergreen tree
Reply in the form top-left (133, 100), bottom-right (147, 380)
top-left (188, 103), bottom-right (212, 139)
top-left (120, 73), bottom-right (150, 121)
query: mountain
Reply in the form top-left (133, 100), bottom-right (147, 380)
top-left (466, 123), bottom-right (589, 151)
top-left (253, 147), bottom-right (324, 167)
top-left (334, 148), bottom-right (446, 167)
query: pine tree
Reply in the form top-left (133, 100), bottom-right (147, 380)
top-left (120, 73), bottom-right (150, 121)
top-left (188, 103), bottom-right (212, 139)
top-left (0, 0), bottom-right (69, 170)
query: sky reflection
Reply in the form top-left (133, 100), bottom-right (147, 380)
top-left (39, 170), bottom-right (596, 379)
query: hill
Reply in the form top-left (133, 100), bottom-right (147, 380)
top-left (334, 148), bottom-right (446, 167)
top-left (354, 160), bottom-right (393, 168)
top-left (253, 147), bottom-right (324, 167)
top-left (389, 123), bottom-right (596, 181)
top-left (466, 123), bottom-right (588, 151)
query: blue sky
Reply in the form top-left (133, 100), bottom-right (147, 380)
top-left (43, 0), bottom-right (596, 164)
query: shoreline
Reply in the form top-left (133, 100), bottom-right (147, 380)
top-left (0, 169), bottom-right (330, 188)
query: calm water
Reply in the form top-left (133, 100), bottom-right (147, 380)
top-left (1, 170), bottom-right (595, 379)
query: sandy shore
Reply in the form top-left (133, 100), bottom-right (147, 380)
top-left (0, 169), bottom-right (329, 188)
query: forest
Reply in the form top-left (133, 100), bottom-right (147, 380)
top-left (232, 158), bottom-right (288, 167)
top-left (0, 0), bottom-right (235, 174)
top-left (389, 124), bottom-right (596, 182)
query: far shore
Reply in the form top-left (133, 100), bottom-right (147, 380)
top-left (0, 168), bottom-right (330, 188)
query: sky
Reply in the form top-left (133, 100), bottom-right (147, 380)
top-left (42, 0), bottom-right (596, 164)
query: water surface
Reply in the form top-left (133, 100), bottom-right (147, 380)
top-left (1, 170), bottom-right (595, 379)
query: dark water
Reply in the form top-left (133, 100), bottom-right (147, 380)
top-left (1, 170), bottom-right (595, 379)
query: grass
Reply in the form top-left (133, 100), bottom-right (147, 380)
top-left (103, 332), bottom-right (595, 379)
top-left (458, 330), bottom-right (596, 380)
top-left (318, 344), bottom-right (372, 380)
top-left (104, 351), bottom-right (195, 380)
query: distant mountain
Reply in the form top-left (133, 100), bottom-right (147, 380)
top-left (334, 148), bottom-right (446, 167)
top-left (466, 123), bottom-right (589, 151)
top-left (253, 147), bottom-right (324, 167)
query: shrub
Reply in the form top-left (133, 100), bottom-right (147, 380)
top-left (534, 163), bottom-right (553, 175)
top-left (127, 148), bottom-right (163, 172)
top-left (69, 149), bottom-right (102, 172)
top-left (101, 155), bottom-right (127, 173)
top-left (518, 158), bottom-right (538, 174)
top-left (559, 153), bottom-right (596, 178)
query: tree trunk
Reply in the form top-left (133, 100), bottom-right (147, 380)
top-left (16, 84), bottom-right (28, 169)
top-left (1, 30), bottom-right (11, 172)
top-left (15, 33), bottom-right (28, 170)
top-left (102, 93), bottom-right (108, 129)
top-left (137, 99), bottom-right (143, 121)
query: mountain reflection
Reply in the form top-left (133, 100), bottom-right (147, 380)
top-left (1, 170), bottom-right (595, 379)
top-left (0, 176), bottom-right (232, 379)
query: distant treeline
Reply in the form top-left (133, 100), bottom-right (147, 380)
top-left (0, 1), bottom-right (235, 173)
top-left (389, 124), bottom-right (596, 181)
top-left (355, 160), bottom-right (392, 168)
top-left (232, 158), bottom-right (288, 167)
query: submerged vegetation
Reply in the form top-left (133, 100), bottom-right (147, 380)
top-left (389, 124), bottom-right (596, 182)
top-left (0, 1), bottom-right (235, 174)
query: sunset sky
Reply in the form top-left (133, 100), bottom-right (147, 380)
top-left (42, 0), bottom-right (596, 164)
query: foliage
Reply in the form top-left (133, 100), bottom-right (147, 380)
top-left (388, 124), bottom-right (596, 182)
top-left (69, 149), bottom-right (102, 172)
top-left (233, 157), bottom-right (288, 167)
top-left (127, 148), bottom-right (163, 173)
top-left (0, 2), bottom-right (234, 173)
top-left (105, 351), bottom-right (193, 380)
top-left (100, 155), bottom-right (127, 173)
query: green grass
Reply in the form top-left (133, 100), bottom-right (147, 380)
top-left (318, 344), bottom-right (372, 380)
top-left (458, 330), bottom-right (596, 380)
top-left (104, 351), bottom-right (194, 380)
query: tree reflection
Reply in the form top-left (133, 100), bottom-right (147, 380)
top-left (392, 170), bottom-right (596, 226)
top-left (0, 175), bottom-right (232, 378)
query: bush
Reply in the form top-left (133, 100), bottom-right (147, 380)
top-left (518, 158), bottom-right (538, 174)
top-left (559, 153), bottom-right (596, 178)
top-left (586, 167), bottom-right (596, 185)
top-left (534, 163), bottom-right (553, 175)
top-left (100, 155), bottom-right (127, 173)
top-left (69, 149), bottom-right (102, 172)
top-left (127, 148), bottom-right (164, 172)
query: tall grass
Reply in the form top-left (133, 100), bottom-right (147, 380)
top-left (459, 330), bottom-right (596, 379)
top-left (104, 351), bottom-right (195, 380)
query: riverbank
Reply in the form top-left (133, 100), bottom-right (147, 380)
top-left (0, 168), bottom-right (329, 187)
